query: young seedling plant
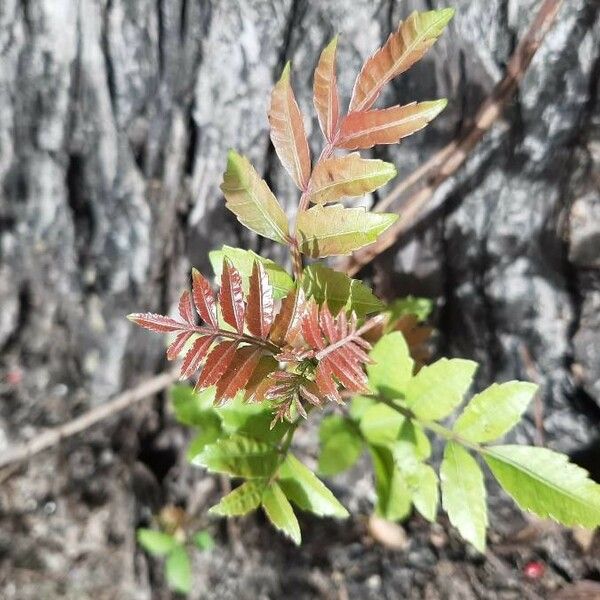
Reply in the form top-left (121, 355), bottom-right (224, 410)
top-left (129, 8), bottom-right (600, 553)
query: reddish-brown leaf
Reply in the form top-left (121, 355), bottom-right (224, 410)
top-left (219, 259), bottom-right (245, 334)
top-left (244, 356), bottom-right (279, 402)
top-left (178, 290), bottom-right (195, 325)
top-left (246, 261), bottom-right (274, 339)
top-left (313, 36), bottom-right (340, 143)
top-left (127, 313), bottom-right (186, 333)
top-left (197, 340), bottom-right (239, 389)
top-left (167, 331), bottom-right (194, 361)
top-left (349, 9), bottom-right (454, 112)
top-left (216, 346), bottom-right (264, 403)
top-left (268, 62), bottom-right (311, 190)
top-left (300, 302), bottom-right (373, 403)
top-left (300, 301), bottom-right (325, 350)
top-left (338, 100), bottom-right (447, 150)
top-left (180, 335), bottom-right (215, 379)
top-left (269, 287), bottom-right (306, 347)
top-left (192, 268), bottom-right (218, 328)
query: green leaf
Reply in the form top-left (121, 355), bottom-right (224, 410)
top-left (349, 395), bottom-right (376, 420)
top-left (220, 151), bottom-right (289, 244)
top-left (193, 436), bottom-right (279, 478)
top-left (209, 480), bottom-right (265, 516)
top-left (192, 531), bottom-right (215, 552)
top-left (302, 264), bottom-right (383, 316)
top-left (297, 204), bottom-right (398, 258)
top-left (453, 382), bottom-right (538, 443)
top-left (278, 454), bottom-right (349, 518)
top-left (307, 153), bottom-right (396, 205)
top-left (165, 545), bottom-right (192, 595)
top-left (360, 403), bottom-right (405, 445)
top-left (262, 482), bottom-right (301, 545)
top-left (385, 296), bottom-right (434, 324)
top-left (367, 332), bottom-right (414, 399)
top-left (171, 385), bottom-right (217, 427)
top-left (404, 358), bottom-right (478, 421)
top-left (369, 444), bottom-right (412, 521)
top-left (393, 425), bottom-right (437, 521)
top-left (318, 416), bottom-right (363, 476)
top-left (136, 529), bottom-right (178, 557)
top-left (209, 246), bottom-right (293, 299)
top-left (185, 418), bottom-right (222, 460)
top-left (483, 445), bottom-right (600, 529)
top-left (440, 442), bottom-right (487, 552)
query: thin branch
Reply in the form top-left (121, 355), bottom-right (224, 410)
top-left (340, 0), bottom-right (563, 276)
top-left (0, 370), bottom-right (178, 471)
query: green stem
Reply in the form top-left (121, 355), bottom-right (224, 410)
top-left (371, 395), bottom-right (484, 454)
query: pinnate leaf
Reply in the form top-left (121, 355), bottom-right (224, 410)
top-left (127, 313), bottom-right (186, 334)
top-left (483, 445), bottom-right (600, 529)
top-left (165, 546), bottom-right (191, 595)
top-left (278, 454), bottom-right (349, 518)
top-left (246, 261), bottom-right (274, 338)
top-left (359, 403), bottom-right (405, 445)
top-left (137, 529), bottom-right (177, 557)
top-left (215, 345), bottom-right (264, 403)
top-left (209, 480), bottom-right (265, 516)
top-left (180, 335), bottom-right (215, 379)
top-left (369, 444), bottom-right (412, 521)
top-left (209, 246), bottom-right (293, 300)
top-left (302, 264), bottom-right (383, 316)
top-left (197, 340), bottom-right (239, 389)
top-left (318, 416), bottom-right (363, 476)
top-left (339, 100), bottom-right (447, 150)
top-left (454, 382), bottom-right (538, 443)
top-left (440, 442), bottom-right (487, 552)
top-left (308, 153), bottom-right (396, 205)
top-left (193, 435), bottom-right (279, 478)
top-left (313, 36), bottom-right (340, 142)
top-left (262, 482), bottom-right (301, 545)
top-left (297, 204), bottom-right (398, 258)
top-left (404, 358), bottom-right (477, 421)
top-left (220, 151), bottom-right (289, 244)
top-left (268, 62), bottom-right (311, 190)
top-left (192, 268), bottom-right (218, 327)
top-left (219, 258), bottom-right (245, 333)
top-left (367, 331), bottom-right (414, 399)
top-left (349, 8), bottom-right (455, 112)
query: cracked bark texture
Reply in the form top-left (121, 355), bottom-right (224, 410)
top-left (1, 1), bottom-right (599, 598)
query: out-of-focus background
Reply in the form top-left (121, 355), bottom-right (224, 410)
top-left (1, 0), bottom-right (599, 598)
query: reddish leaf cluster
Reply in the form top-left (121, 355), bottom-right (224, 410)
top-left (129, 260), bottom-right (279, 405)
top-left (129, 259), bottom-right (382, 418)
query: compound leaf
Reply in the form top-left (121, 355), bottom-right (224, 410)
top-left (209, 246), bottom-right (293, 300)
top-left (339, 100), bottom-right (447, 150)
top-left (165, 546), bottom-right (191, 595)
top-left (349, 8), bottom-right (454, 112)
top-left (302, 264), bottom-right (383, 316)
top-left (279, 454), bottom-right (349, 518)
top-left (454, 382), bottom-right (538, 443)
top-left (367, 331), bottom-right (414, 399)
top-left (137, 529), bottom-right (177, 557)
top-left (404, 358), bottom-right (478, 421)
top-left (318, 415), bottom-right (363, 476)
top-left (307, 153), bottom-right (396, 205)
top-left (440, 442), bottom-right (487, 552)
top-left (209, 480), bottom-right (266, 516)
top-left (268, 62), bottom-right (311, 190)
top-left (483, 445), bottom-right (600, 529)
top-left (313, 36), bottom-right (340, 142)
top-left (262, 482), bottom-right (302, 545)
top-left (220, 151), bottom-right (289, 244)
top-left (297, 204), bottom-right (398, 258)
top-left (193, 436), bottom-right (279, 478)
